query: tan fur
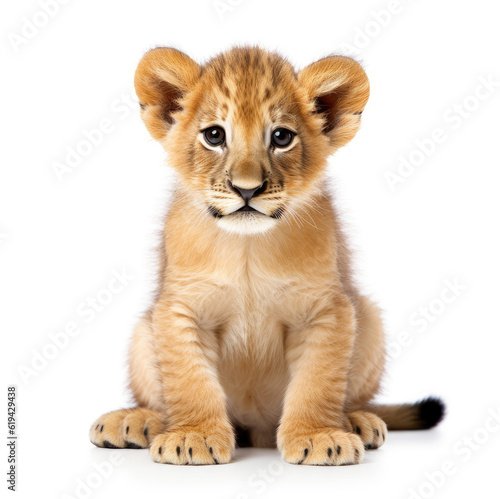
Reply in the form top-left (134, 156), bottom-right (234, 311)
top-left (90, 47), bottom-right (442, 465)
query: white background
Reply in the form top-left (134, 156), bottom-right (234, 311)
top-left (2, 0), bottom-right (500, 498)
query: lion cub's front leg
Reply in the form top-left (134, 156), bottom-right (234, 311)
top-left (277, 294), bottom-right (364, 465)
top-left (150, 302), bottom-right (234, 465)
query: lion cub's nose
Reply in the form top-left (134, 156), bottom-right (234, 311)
top-left (228, 180), bottom-right (267, 203)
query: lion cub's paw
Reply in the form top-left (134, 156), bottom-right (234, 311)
top-left (90, 408), bottom-right (164, 449)
top-left (278, 427), bottom-right (364, 465)
top-left (150, 422), bottom-right (235, 465)
top-left (348, 411), bottom-right (387, 450)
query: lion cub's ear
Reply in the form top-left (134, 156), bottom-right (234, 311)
top-left (134, 47), bottom-right (201, 141)
top-left (299, 56), bottom-right (369, 149)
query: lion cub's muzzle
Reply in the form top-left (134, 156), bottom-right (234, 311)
top-left (227, 179), bottom-right (268, 214)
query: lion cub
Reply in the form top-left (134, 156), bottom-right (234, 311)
top-left (90, 47), bottom-right (444, 465)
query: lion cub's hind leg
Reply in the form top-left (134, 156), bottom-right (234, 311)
top-left (347, 411), bottom-right (387, 450)
top-left (90, 408), bottom-right (164, 449)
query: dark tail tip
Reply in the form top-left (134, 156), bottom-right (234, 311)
top-left (418, 397), bottom-right (446, 429)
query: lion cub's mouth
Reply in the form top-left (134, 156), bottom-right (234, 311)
top-left (235, 205), bottom-right (258, 213)
top-left (216, 205), bottom-right (278, 234)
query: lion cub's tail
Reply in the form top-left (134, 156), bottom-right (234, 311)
top-left (370, 397), bottom-right (445, 430)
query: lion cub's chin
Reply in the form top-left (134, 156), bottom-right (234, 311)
top-left (216, 211), bottom-right (278, 235)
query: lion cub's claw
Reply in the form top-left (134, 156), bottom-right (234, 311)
top-left (150, 423), bottom-right (235, 465)
top-left (278, 427), bottom-right (365, 465)
top-left (89, 408), bottom-right (164, 449)
top-left (348, 411), bottom-right (387, 450)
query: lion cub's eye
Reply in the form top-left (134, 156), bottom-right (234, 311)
top-left (203, 126), bottom-right (226, 147)
top-left (271, 128), bottom-right (295, 148)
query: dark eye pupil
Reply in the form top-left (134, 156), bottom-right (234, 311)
top-left (204, 126), bottom-right (225, 146)
top-left (272, 128), bottom-right (294, 148)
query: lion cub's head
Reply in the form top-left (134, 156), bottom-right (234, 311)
top-left (135, 47), bottom-right (369, 235)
